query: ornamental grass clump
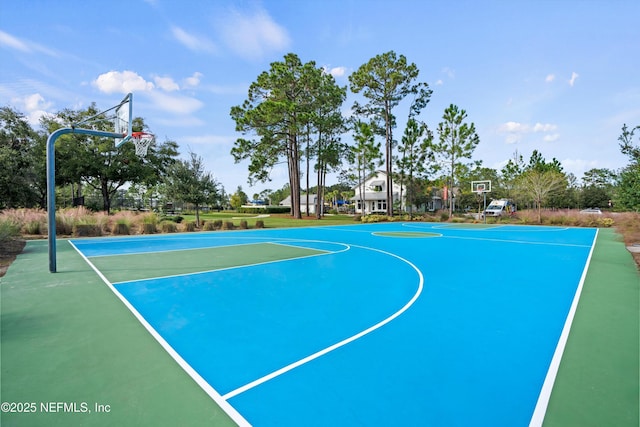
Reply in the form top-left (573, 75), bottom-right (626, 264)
top-left (160, 221), bottom-right (178, 233)
top-left (140, 213), bottom-right (158, 234)
top-left (0, 216), bottom-right (21, 243)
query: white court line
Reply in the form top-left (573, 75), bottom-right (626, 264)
top-left (222, 242), bottom-right (424, 401)
top-left (68, 240), bottom-right (252, 427)
top-left (442, 234), bottom-right (593, 248)
top-left (528, 229), bottom-right (599, 426)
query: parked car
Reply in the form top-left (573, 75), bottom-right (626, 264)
top-left (482, 199), bottom-right (516, 217)
top-left (579, 208), bottom-right (602, 215)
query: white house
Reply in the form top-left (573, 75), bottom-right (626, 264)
top-left (351, 171), bottom-right (404, 214)
top-left (279, 193), bottom-right (320, 214)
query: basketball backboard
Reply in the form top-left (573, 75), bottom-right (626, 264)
top-left (471, 180), bottom-right (492, 193)
top-left (114, 93), bottom-right (133, 147)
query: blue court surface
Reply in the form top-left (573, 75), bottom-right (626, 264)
top-left (70, 222), bottom-right (597, 427)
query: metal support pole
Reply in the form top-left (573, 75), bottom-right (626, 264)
top-left (47, 127), bottom-right (125, 272)
top-left (483, 192), bottom-right (487, 224)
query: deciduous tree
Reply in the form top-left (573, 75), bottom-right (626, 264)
top-left (516, 169), bottom-right (566, 223)
top-left (43, 106), bottom-right (178, 213)
top-left (0, 107), bottom-right (40, 208)
top-left (165, 151), bottom-right (219, 227)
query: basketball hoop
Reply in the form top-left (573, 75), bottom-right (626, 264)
top-left (130, 131), bottom-right (154, 157)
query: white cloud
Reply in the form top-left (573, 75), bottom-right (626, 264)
top-left (328, 66), bottom-right (346, 78)
top-left (218, 7), bottom-right (290, 60)
top-left (0, 30), bottom-right (30, 52)
top-left (154, 76), bottom-right (180, 92)
top-left (545, 74), bottom-right (555, 83)
top-left (442, 67), bottom-right (455, 79)
top-left (146, 90), bottom-right (203, 115)
top-left (435, 79), bottom-right (444, 86)
top-left (498, 121), bottom-right (528, 133)
top-left (171, 26), bottom-right (217, 53)
top-left (0, 30), bottom-right (59, 57)
top-left (93, 71), bottom-right (154, 94)
top-left (533, 123), bottom-right (557, 132)
top-left (569, 71), bottom-right (579, 87)
top-left (504, 133), bottom-right (522, 144)
top-left (11, 93), bottom-right (53, 125)
top-left (183, 72), bottom-right (203, 88)
top-left (497, 121), bottom-right (559, 144)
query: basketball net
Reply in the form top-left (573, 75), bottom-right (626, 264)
top-left (131, 132), bottom-right (154, 157)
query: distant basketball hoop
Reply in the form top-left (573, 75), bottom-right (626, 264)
top-left (471, 180), bottom-right (492, 224)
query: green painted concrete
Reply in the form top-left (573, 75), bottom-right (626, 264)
top-left (1, 240), bottom-right (236, 427)
top-left (543, 228), bottom-right (639, 427)
top-left (89, 242), bottom-right (323, 283)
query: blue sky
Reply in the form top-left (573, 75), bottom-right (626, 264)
top-left (1, 0), bottom-right (638, 196)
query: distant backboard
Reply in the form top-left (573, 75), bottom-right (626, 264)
top-left (471, 180), bottom-right (492, 193)
top-left (114, 93), bottom-right (132, 147)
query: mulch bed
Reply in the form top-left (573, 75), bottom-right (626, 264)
top-left (0, 239), bottom-right (26, 277)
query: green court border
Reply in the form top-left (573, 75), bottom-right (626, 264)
top-left (1, 226), bottom-right (638, 427)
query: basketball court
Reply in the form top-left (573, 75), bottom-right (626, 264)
top-left (1, 223), bottom-right (638, 426)
top-left (39, 223), bottom-right (603, 425)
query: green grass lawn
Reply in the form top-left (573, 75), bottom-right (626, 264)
top-left (179, 212), bottom-right (357, 229)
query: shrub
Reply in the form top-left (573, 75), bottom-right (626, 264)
top-left (142, 223), bottom-right (156, 234)
top-left (112, 217), bottom-right (132, 235)
top-left (183, 221), bottom-right (196, 232)
top-left (73, 224), bottom-right (102, 237)
top-left (55, 212), bottom-right (75, 235)
top-left (597, 217), bottom-right (614, 228)
top-left (23, 220), bottom-right (42, 235)
top-left (354, 215), bottom-right (362, 222)
top-left (239, 220), bottom-right (248, 229)
top-left (160, 221), bottom-right (177, 233)
top-left (140, 213), bottom-right (158, 234)
top-left (113, 223), bottom-right (130, 235)
top-left (255, 220), bottom-right (265, 229)
top-left (213, 220), bottom-right (223, 229)
top-left (362, 214), bottom-right (391, 223)
top-left (203, 222), bottom-right (216, 231)
top-left (0, 217), bottom-right (21, 242)
top-left (222, 221), bottom-right (234, 230)
top-left (439, 212), bottom-right (450, 222)
top-left (237, 206), bottom-right (290, 214)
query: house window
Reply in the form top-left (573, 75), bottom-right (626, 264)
top-left (377, 200), bottom-right (386, 210)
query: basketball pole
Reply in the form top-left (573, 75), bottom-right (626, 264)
top-left (46, 127), bottom-right (125, 273)
top-left (483, 191), bottom-right (487, 224)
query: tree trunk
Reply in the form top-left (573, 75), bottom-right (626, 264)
top-left (101, 178), bottom-right (111, 214)
top-left (289, 133), bottom-right (302, 219)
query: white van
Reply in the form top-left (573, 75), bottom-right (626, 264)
top-left (483, 199), bottom-right (515, 217)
